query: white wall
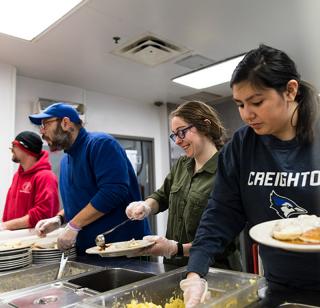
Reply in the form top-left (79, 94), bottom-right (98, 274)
top-left (9, 75), bottom-right (242, 236)
top-left (0, 63), bottom-right (16, 218)
top-left (14, 76), bottom-right (170, 235)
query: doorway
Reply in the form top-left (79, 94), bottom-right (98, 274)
top-left (114, 135), bottom-right (156, 234)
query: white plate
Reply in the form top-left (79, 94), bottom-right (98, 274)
top-left (249, 219), bottom-right (320, 252)
top-left (86, 239), bottom-right (154, 257)
top-left (0, 255), bottom-right (32, 268)
top-left (0, 242), bottom-right (31, 252)
top-left (0, 250), bottom-right (31, 261)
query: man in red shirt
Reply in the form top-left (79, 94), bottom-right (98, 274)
top-left (1, 131), bottom-right (60, 230)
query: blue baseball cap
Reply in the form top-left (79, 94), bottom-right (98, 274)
top-left (29, 102), bottom-right (81, 125)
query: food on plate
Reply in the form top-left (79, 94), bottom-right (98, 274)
top-left (299, 227), bottom-right (320, 243)
top-left (0, 241), bottom-right (25, 250)
top-left (125, 298), bottom-right (184, 308)
top-left (272, 220), bottom-right (303, 240)
top-left (114, 238), bottom-right (139, 249)
top-left (31, 241), bottom-right (58, 249)
top-left (99, 239), bottom-right (139, 251)
top-left (98, 243), bottom-right (112, 251)
top-left (128, 238), bottom-right (139, 247)
top-left (272, 215), bottom-right (320, 244)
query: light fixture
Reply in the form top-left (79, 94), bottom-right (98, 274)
top-left (0, 0), bottom-right (87, 41)
top-left (172, 54), bottom-right (246, 89)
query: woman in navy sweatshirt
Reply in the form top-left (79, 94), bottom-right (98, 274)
top-left (181, 45), bottom-right (320, 307)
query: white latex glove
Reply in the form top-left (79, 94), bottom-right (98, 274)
top-left (126, 235), bottom-right (177, 258)
top-left (57, 222), bottom-right (79, 251)
top-left (143, 235), bottom-right (178, 258)
top-left (180, 276), bottom-right (208, 308)
top-left (35, 216), bottom-right (61, 237)
top-left (125, 201), bottom-right (151, 220)
top-left (0, 222), bottom-right (7, 231)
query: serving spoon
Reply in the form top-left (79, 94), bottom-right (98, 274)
top-left (55, 250), bottom-right (69, 280)
top-left (95, 218), bottom-right (131, 249)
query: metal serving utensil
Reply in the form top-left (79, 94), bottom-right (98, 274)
top-left (55, 250), bottom-right (69, 280)
top-left (95, 218), bottom-right (131, 248)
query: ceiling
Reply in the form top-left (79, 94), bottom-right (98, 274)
top-left (0, 0), bottom-right (319, 105)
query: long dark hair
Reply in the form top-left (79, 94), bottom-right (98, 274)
top-left (170, 101), bottom-right (226, 150)
top-left (230, 44), bottom-right (319, 144)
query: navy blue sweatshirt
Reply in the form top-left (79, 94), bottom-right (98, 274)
top-left (188, 125), bottom-right (320, 290)
top-left (60, 128), bottom-right (150, 254)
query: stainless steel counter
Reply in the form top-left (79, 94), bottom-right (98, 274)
top-left (0, 257), bottom-right (175, 308)
top-left (3, 255), bottom-right (318, 308)
top-left (75, 255), bottom-right (178, 275)
top-left (76, 256), bottom-right (320, 308)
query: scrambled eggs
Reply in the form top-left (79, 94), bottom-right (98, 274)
top-left (126, 298), bottom-right (184, 308)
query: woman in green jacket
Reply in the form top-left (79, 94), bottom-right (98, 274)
top-left (126, 100), bottom-right (241, 269)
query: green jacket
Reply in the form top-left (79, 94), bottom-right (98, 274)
top-left (149, 152), bottom-right (241, 268)
top-left (150, 153), bottom-right (218, 245)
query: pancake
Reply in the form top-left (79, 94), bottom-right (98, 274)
top-left (272, 220), bottom-right (302, 240)
top-left (299, 227), bottom-right (320, 243)
top-left (272, 215), bottom-right (320, 244)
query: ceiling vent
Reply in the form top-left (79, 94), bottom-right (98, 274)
top-left (33, 98), bottom-right (86, 123)
top-left (111, 32), bottom-right (189, 67)
top-left (181, 91), bottom-right (222, 104)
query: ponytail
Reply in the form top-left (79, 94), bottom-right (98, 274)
top-left (295, 81), bottom-right (320, 144)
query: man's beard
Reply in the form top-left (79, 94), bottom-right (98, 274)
top-left (43, 125), bottom-right (73, 152)
top-left (12, 156), bottom-right (20, 163)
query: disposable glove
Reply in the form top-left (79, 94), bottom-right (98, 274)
top-left (180, 276), bottom-right (209, 308)
top-left (0, 222), bottom-right (7, 231)
top-left (126, 235), bottom-right (177, 258)
top-left (125, 201), bottom-right (151, 220)
top-left (57, 222), bottom-right (80, 251)
top-left (35, 216), bottom-right (61, 237)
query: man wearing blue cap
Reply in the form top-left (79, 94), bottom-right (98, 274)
top-left (29, 103), bottom-right (150, 254)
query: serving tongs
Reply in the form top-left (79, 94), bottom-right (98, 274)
top-left (95, 218), bottom-right (131, 249)
top-left (55, 250), bottom-right (69, 280)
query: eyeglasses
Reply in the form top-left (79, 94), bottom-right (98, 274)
top-left (170, 124), bottom-right (194, 142)
top-left (40, 118), bottom-right (59, 130)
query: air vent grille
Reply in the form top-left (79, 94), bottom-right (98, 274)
top-left (111, 32), bottom-right (189, 66)
top-left (34, 98), bottom-right (85, 122)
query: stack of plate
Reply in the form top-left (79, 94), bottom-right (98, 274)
top-left (32, 246), bottom-right (77, 264)
top-left (0, 245), bottom-right (32, 271)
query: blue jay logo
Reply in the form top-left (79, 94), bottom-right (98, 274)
top-left (269, 190), bottom-right (308, 218)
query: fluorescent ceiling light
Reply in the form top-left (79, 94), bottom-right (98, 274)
top-left (172, 54), bottom-right (246, 89)
top-left (0, 0), bottom-right (86, 41)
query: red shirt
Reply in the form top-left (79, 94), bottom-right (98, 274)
top-left (2, 150), bottom-right (60, 227)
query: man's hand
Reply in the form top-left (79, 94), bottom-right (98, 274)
top-left (125, 201), bottom-right (151, 220)
top-left (180, 275), bottom-right (208, 308)
top-left (0, 222), bottom-right (7, 231)
top-left (35, 216), bottom-right (61, 237)
top-left (57, 222), bottom-right (80, 251)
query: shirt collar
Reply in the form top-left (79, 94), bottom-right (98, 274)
top-left (186, 151), bottom-right (219, 175)
top-left (65, 127), bottom-right (87, 156)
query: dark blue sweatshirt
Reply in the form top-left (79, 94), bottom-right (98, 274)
top-left (60, 128), bottom-right (150, 254)
top-left (188, 125), bottom-right (320, 290)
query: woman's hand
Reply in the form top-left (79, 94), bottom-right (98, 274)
top-left (180, 274), bottom-right (208, 308)
top-left (126, 235), bottom-right (178, 258)
top-left (125, 201), bottom-right (151, 220)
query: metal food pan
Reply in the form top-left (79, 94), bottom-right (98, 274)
top-left (76, 266), bottom-right (265, 308)
top-left (67, 268), bottom-right (155, 293)
top-left (0, 261), bottom-right (102, 294)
